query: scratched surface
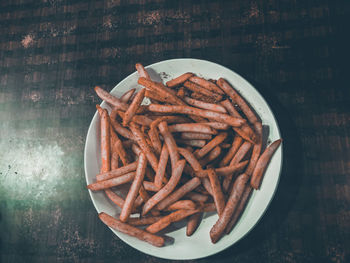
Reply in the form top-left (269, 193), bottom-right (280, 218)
top-left (0, 0), bottom-right (349, 262)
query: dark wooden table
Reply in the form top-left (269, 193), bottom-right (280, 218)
top-left (1, 0), bottom-right (349, 262)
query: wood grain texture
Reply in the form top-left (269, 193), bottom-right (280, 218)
top-left (0, 0), bottom-right (349, 262)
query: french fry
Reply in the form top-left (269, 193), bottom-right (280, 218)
top-left (142, 159), bottom-right (186, 215)
top-left (180, 132), bottom-right (212, 140)
top-left (143, 181), bottom-right (159, 192)
top-left (138, 77), bottom-right (184, 105)
top-left (183, 81), bottom-right (222, 101)
top-left (210, 173), bottom-right (249, 243)
top-left (99, 212), bottom-right (164, 247)
top-left (120, 88), bottom-right (136, 103)
top-left (251, 139), bottom-right (282, 189)
top-left (120, 153), bottom-right (147, 222)
top-left (156, 177), bottom-right (201, 210)
top-left (186, 212), bottom-right (202, 236)
top-left (207, 169), bottom-right (225, 216)
top-left (110, 108), bottom-right (135, 140)
top-left (148, 104), bottom-right (245, 127)
top-left (168, 123), bottom-right (217, 135)
top-left (198, 122), bottom-right (229, 130)
top-left (95, 86), bottom-right (128, 111)
top-left (191, 92), bottom-right (218, 104)
top-left (225, 185), bottom-right (253, 234)
top-left (189, 76), bottom-right (224, 95)
top-left (145, 89), bottom-right (168, 103)
top-left (158, 121), bottom-right (179, 169)
top-left (111, 152), bottom-right (119, 170)
top-left (129, 122), bottom-right (159, 172)
top-left (123, 88), bottom-right (146, 126)
top-left (223, 141), bottom-right (252, 192)
top-left (184, 97), bottom-right (227, 113)
top-left (154, 144), bottom-right (169, 189)
top-left (166, 72), bottom-right (194, 87)
top-left (199, 146), bottom-right (222, 167)
top-left (87, 172), bottom-right (135, 191)
top-left (178, 139), bottom-right (207, 148)
top-left (219, 135), bottom-right (243, 167)
top-left (178, 147), bottom-right (203, 174)
top-left (186, 192), bottom-right (209, 203)
top-left (128, 216), bottom-right (163, 226)
top-left (217, 78), bottom-right (259, 124)
top-left (96, 161), bottom-right (138, 181)
top-left (146, 209), bottom-right (199, 234)
top-left (135, 63), bottom-right (151, 79)
top-left (117, 111), bottom-right (153, 126)
top-left (194, 133), bottom-right (228, 159)
top-left (165, 200), bottom-right (197, 211)
top-left (176, 87), bottom-right (186, 98)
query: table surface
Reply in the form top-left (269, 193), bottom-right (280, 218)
top-left (1, 0), bottom-right (349, 262)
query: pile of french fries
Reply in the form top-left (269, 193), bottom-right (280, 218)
top-left (88, 63), bottom-right (282, 247)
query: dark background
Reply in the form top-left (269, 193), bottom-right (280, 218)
top-left (1, 0), bottom-right (349, 262)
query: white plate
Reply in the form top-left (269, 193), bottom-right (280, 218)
top-left (84, 58), bottom-right (282, 260)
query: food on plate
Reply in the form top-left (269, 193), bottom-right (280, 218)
top-left (87, 63), bottom-right (282, 246)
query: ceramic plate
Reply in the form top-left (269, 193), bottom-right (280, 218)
top-left (84, 58), bottom-right (282, 260)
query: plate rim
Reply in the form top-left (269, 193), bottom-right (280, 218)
top-left (84, 58), bottom-right (283, 260)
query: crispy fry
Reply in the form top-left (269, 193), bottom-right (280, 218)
top-left (183, 81), bottom-right (222, 101)
top-left (111, 152), bottom-right (119, 170)
top-left (142, 159), bottom-right (186, 215)
top-left (129, 122), bottom-right (159, 172)
top-left (210, 173), bottom-right (249, 243)
top-left (194, 132), bottom-right (228, 159)
top-left (96, 161), bottom-right (138, 181)
top-left (156, 177), bottom-right (201, 210)
top-left (145, 89), bottom-right (168, 103)
top-left (199, 146), bottom-right (222, 167)
top-left (184, 97), bottom-right (227, 113)
top-left (165, 200), bottom-right (197, 211)
top-left (201, 177), bottom-right (213, 196)
top-left (189, 76), bottom-right (224, 95)
top-left (99, 212), bottom-right (164, 247)
top-left (154, 145), bottom-right (169, 189)
top-left (199, 122), bottom-right (229, 130)
top-left (251, 139), bottom-right (282, 189)
top-left (186, 212), bottom-right (202, 236)
top-left (245, 122), bottom-right (263, 176)
top-left (95, 86), bottom-right (128, 111)
top-left (222, 141), bottom-right (252, 192)
top-left (128, 216), bottom-right (163, 226)
top-left (225, 185), bottom-right (253, 234)
top-left (207, 169), bottom-right (225, 216)
top-left (123, 88), bottom-right (146, 126)
top-left (110, 108), bottom-right (135, 140)
top-left (158, 121), bottom-right (179, 169)
top-left (120, 153), bottom-right (147, 222)
top-left (118, 111), bottom-right (153, 126)
top-left (178, 147), bottom-right (203, 174)
top-left (120, 88), bottom-right (136, 103)
top-left (166, 72), bottom-right (194, 87)
top-left (135, 63), bottom-right (151, 79)
top-left (87, 172), bottom-right (135, 191)
top-left (97, 106), bottom-right (111, 173)
top-left (219, 135), bottom-right (243, 167)
top-left (180, 132), bottom-right (212, 140)
top-left (178, 139), bottom-right (207, 148)
top-left (146, 209), bottom-right (199, 234)
top-left (114, 140), bottom-right (130, 166)
top-left (220, 99), bottom-right (256, 143)
top-left (148, 104), bottom-right (245, 127)
top-left (138, 77), bottom-right (184, 105)
top-left (168, 123), bottom-right (217, 135)
top-left (217, 78), bottom-right (259, 124)
top-left (191, 92), bottom-right (218, 103)
top-left (201, 202), bottom-right (216, 212)
top-left (186, 192), bottom-right (209, 203)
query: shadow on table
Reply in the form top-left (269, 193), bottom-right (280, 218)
top-left (204, 81), bottom-right (304, 261)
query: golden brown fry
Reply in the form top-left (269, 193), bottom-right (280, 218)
top-left (120, 153), bottom-right (147, 222)
top-left (135, 63), bottom-right (151, 79)
top-left (142, 159), bottom-right (186, 215)
top-left (189, 76), bottom-right (224, 95)
top-left (183, 81), bottom-right (222, 101)
top-left (158, 121), bottom-right (179, 169)
top-left (148, 104), bottom-right (245, 127)
top-left (154, 144), bottom-right (169, 189)
top-left (96, 161), bottom-right (138, 181)
top-left (87, 172), bottom-right (135, 191)
top-left (166, 72), bottom-right (194, 87)
top-left (207, 169), bottom-right (225, 216)
top-left (168, 123), bottom-right (217, 135)
top-left (99, 212), bottom-right (164, 247)
top-left (95, 86), bottom-right (128, 111)
top-left (120, 88), bottom-right (136, 103)
top-left (146, 209), bottom-right (199, 234)
top-left (251, 139), bottom-right (282, 189)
